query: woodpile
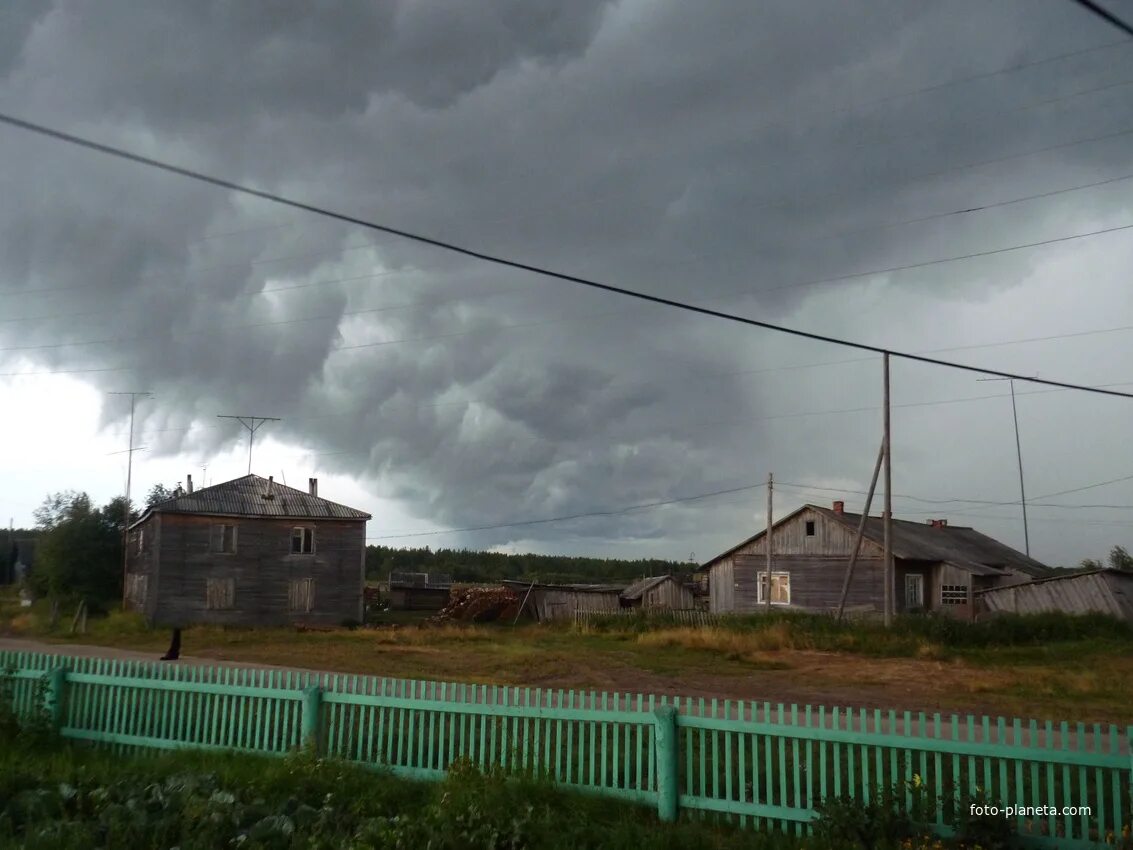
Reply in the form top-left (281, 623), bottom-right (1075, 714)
top-left (430, 586), bottom-right (520, 623)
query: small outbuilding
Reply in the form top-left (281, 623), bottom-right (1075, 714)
top-left (502, 580), bottom-right (624, 621)
top-left (620, 575), bottom-right (695, 611)
top-left (125, 473), bottom-right (371, 628)
top-left (388, 571), bottom-right (453, 611)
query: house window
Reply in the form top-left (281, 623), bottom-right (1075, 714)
top-left (757, 571), bottom-right (791, 605)
top-left (206, 577), bottom-right (235, 610)
top-left (941, 584), bottom-right (968, 605)
top-left (210, 524), bottom-right (237, 554)
top-left (289, 578), bottom-right (315, 612)
top-left (804, 520), bottom-right (815, 537)
top-left (291, 527), bottom-right (315, 555)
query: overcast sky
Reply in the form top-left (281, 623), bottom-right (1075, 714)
top-left (2, 1), bottom-right (1133, 567)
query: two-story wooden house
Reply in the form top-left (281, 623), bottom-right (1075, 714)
top-left (125, 474), bottom-right (371, 628)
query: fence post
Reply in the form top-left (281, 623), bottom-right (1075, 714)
top-left (654, 705), bottom-right (679, 822)
top-left (44, 667), bottom-right (66, 729)
top-left (301, 686), bottom-right (322, 753)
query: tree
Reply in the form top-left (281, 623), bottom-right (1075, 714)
top-left (1108, 545), bottom-right (1133, 572)
top-left (31, 491), bottom-right (126, 604)
top-left (145, 483), bottom-right (175, 508)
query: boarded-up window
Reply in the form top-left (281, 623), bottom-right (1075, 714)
top-left (289, 578), bottom-right (315, 612)
top-left (941, 584), bottom-right (968, 605)
top-left (206, 577), bottom-right (236, 610)
top-left (757, 571), bottom-right (791, 605)
top-left (210, 524), bottom-right (237, 554)
top-left (126, 574), bottom-right (148, 607)
top-left (290, 527), bottom-right (315, 555)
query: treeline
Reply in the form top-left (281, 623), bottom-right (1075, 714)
top-left (365, 545), bottom-right (692, 585)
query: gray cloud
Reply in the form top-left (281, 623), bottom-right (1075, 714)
top-left (2, 0), bottom-right (1132, 565)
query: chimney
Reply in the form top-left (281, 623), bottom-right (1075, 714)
top-left (928, 519), bottom-right (948, 528)
top-left (264, 475), bottom-right (275, 500)
top-left (832, 500), bottom-right (844, 514)
top-left (309, 477), bottom-right (318, 497)
top-left (186, 474), bottom-right (193, 494)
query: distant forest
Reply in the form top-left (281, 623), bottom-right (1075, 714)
top-left (364, 545), bottom-right (694, 585)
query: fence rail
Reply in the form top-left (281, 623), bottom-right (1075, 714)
top-left (1, 649), bottom-right (1130, 847)
top-left (571, 608), bottom-right (718, 626)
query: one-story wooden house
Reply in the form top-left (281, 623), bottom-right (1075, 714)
top-left (697, 501), bottom-right (1049, 619)
top-left (977, 568), bottom-right (1133, 622)
top-left (125, 473), bottom-right (371, 628)
top-left (620, 575), bottom-right (696, 611)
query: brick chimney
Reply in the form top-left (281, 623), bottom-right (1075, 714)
top-left (927, 519), bottom-right (948, 528)
top-left (187, 474), bottom-right (193, 494)
top-left (832, 500), bottom-right (844, 514)
top-left (309, 477), bottom-right (318, 497)
top-left (264, 475), bottom-right (275, 500)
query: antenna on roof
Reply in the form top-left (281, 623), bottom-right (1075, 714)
top-left (217, 415), bottom-right (281, 474)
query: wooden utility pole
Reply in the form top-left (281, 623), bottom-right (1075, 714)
top-left (109, 391), bottom-right (151, 610)
top-left (882, 354), bottom-right (893, 627)
top-left (835, 438), bottom-right (885, 621)
top-left (764, 472), bottom-right (773, 612)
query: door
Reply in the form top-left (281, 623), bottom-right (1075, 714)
top-left (905, 574), bottom-right (924, 611)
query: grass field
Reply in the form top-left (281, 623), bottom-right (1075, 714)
top-left (3, 591), bottom-right (1132, 724)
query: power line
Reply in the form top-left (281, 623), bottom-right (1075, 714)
top-left (364, 481), bottom-right (768, 540)
top-left (3, 113), bottom-right (1133, 401)
top-left (1069, 0), bottom-right (1133, 38)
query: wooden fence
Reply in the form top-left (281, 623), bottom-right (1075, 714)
top-left (2, 650), bottom-right (1130, 847)
top-left (571, 608), bottom-right (718, 626)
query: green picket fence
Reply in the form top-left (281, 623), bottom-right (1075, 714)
top-left (2, 650), bottom-right (1130, 847)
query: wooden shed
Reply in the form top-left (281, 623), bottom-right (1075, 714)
top-left (977, 568), bottom-right (1133, 621)
top-left (388, 571), bottom-right (453, 611)
top-left (125, 474), bottom-right (370, 628)
top-left (620, 575), bottom-right (695, 610)
top-left (697, 501), bottom-right (1049, 618)
top-left (503, 580), bottom-right (624, 621)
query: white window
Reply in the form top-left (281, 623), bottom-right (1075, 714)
top-left (757, 571), bottom-right (791, 605)
top-left (290, 527), bottom-right (315, 555)
top-left (210, 524), bottom-right (237, 554)
top-left (289, 578), bottom-right (315, 612)
top-left (206, 577), bottom-right (235, 610)
top-left (941, 584), bottom-right (968, 605)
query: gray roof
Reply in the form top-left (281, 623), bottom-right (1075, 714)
top-left (621, 575), bottom-right (673, 601)
top-left (702, 503), bottom-right (1049, 578)
top-left (131, 474), bottom-right (370, 527)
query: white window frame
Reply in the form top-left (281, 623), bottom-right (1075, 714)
top-left (290, 526), bottom-right (315, 555)
top-left (210, 524), bottom-right (237, 554)
top-left (757, 571), bottom-right (791, 606)
top-left (905, 573), bottom-right (924, 609)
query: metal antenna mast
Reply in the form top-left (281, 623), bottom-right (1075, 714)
top-left (977, 377), bottom-right (1031, 556)
top-left (217, 415), bottom-right (281, 474)
top-left (108, 391), bottom-right (151, 610)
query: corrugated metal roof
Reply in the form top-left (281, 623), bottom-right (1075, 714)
top-left (701, 503), bottom-right (1049, 578)
top-left (135, 474), bottom-right (371, 524)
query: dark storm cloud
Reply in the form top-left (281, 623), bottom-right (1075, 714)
top-left (2, 0), bottom-right (1131, 561)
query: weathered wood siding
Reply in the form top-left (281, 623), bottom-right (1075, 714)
top-left (389, 586), bottom-right (451, 611)
top-left (733, 554), bottom-right (884, 613)
top-left (979, 572), bottom-right (1133, 621)
top-left (936, 562), bottom-right (977, 621)
top-left (143, 514), bottom-right (365, 628)
top-left (529, 588), bottom-right (622, 620)
top-left (639, 578), bottom-right (695, 610)
top-left (125, 514), bottom-right (161, 620)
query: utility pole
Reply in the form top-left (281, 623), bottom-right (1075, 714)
top-left (765, 472), bottom-right (773, 613)
top-left (976, 377), bottom-right (1030, 556)
top-left (217, 415), bottom-right (281, 474)
top-left (836, 438), bottom-right (885, 621)
top-left (108, 391), bottom-right (151, 610)
top-left (882, 354), bottom-right (893, 628)
top-left (6, 518), bottom-right (11, 586)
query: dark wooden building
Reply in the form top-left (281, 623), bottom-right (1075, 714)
top-left (697, 501), bottom-right (1049, 619)
top-left (125, 474), bottom-right (370, 628)
top-left (388, 571), bottom-right (453, 611)
top-left (620, 575), bottom-right (696, 611)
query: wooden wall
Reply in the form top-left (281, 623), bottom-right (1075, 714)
top-left (979, 572), bottom-right (1133, 621)
top-left (124, 514), bottom-right (161, 620)
top-left (389, 586), bottom-right (451, 611)
top-left (640, 578), bottom-right (695, 610)
top-left (732, 554), bottom-right (884, 613)
top-left (528, 588), bottom-right (622, 620)
top-left (137, 514), bottom-right (365, 628)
